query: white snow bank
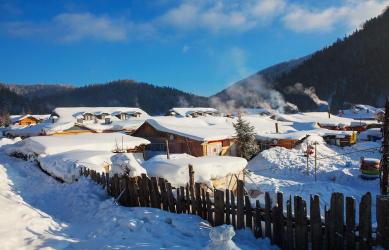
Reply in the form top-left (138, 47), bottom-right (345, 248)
top-left (247, 140), bottom-right (381, 222)
top-left (0, 137), bottom-right (21, 147)
top-left (38, 150), bottom-right (146, 182)
top-left (143, 156), bottom-right (247, 187)
top-left (0, 144), bottom-right (275, 249)
top-left (359, 128), bottom-right (382, 141)
top-left (5, 133), bottom-right (150, 156)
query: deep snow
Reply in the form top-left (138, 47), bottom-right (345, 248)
top-left (0, 139), bottom-right (276, 249)
top-left (247, 137), bottom-right (381, 223)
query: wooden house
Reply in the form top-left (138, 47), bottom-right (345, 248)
top-left (10, 114), bottom-right (50, 126)
top-left (132, 117), bottom-right (236, 157)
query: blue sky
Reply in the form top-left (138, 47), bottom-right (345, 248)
top-left (0, 0), bottom-right (388, 96)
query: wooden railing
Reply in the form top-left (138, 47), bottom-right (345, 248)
top-left (80, 168), bottom-right (389, 250)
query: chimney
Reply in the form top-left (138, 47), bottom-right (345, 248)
top-left (275, 122), bottom-right (279, 133)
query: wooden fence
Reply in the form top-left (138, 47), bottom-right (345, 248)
top-left (80, 167), bottom-right (389, 250)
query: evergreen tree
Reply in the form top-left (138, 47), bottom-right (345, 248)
top-left (0, 111), bottom-right (11, 127)
top-left (233, 116), bottom-right (259, 160)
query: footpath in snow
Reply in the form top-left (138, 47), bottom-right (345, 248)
top-left (0, 139), bottom-right (276, 250)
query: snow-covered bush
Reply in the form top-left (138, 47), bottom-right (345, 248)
top-left (207, 225), bottom-right (240, 250)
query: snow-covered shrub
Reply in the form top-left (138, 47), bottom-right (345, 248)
top-left (206, 225), bottom-right (240, 250)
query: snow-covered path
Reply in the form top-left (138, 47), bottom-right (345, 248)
top-left (0, 145), bottom-right (275, 249)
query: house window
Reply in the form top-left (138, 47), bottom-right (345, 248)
top-left (222, 140), bottom-right (230, 147)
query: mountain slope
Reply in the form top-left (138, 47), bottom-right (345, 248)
top-left (0, 80), bottom-right (208, 115)
top-left (275, 7), bottom-right (389, 111)
top-left (212, 56), bottom-right (308, 110)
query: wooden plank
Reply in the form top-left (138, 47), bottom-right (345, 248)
top-left (329, 193), bottom-right (344, 250)
top-left (195, 183), bottom-right (202, 217)
top-left (119, 177), bottom-right (130, 206)
top-left (294, 196), bottom-right (307, 250)
top-left (166, 182), bottom-right (176, 213)
top-left (271, 206), bottom-right (278, 245)
top-left (236, 180), bottom-right (245, 230)
top-left (150, 177), bottom-right (160, 208)
top-left (310, 195), bottom-right (322, 250)
top-left (141, 174), bottom-right (151, 207)
top-left (188, 165), bottom-right (196, 215)
top-left (159, 178), bottom-right (169, 211)
top-left (254, 200), bottom-right (263, 238)
top-left (345, 196), bottom-right (356, 250)
top-left (231, 191), bottom-right (236, 229)
top-left (206, 191), bottom-right (214, 226)
top-left (185, 184), bottom-right (190, 214)
top-left (376, 195), bottom-right (389, 249)
top-left (128, 177), bottom-right (139, 206)
top-left (225, 189), bottom-right (231, 225)
top-left (245, 195), bottom-right (252, 230)
top-left (201, 188), bottom-right (207, 219)
top-left (176, 187), bottom-right (182, 214)
top-left (105, 173), bottom-right (110, 194)
top-left (359, 192), bottom-right (372, 250)
top-left (214, 189), bottom-right (225, 226)
top-left (274, 192), bottom-right (284, 248)
top-left (264, 192), bottom-right (272, 239)
top-left (286, 196), bottom-right (294, 250)
top-left (180, 186), bottom-right (186, 213)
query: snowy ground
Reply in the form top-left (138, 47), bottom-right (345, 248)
top-left (0, 139), bottom-right (275, 249)
top-left (247, 137), bottom-right (381, 223)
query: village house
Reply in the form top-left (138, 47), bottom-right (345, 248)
top-left (10, 114), bottom-right (51, 126)
top-left (133, 116), bottom-right (236, 157)
top-left (166, 107), bottom-right (221, 118)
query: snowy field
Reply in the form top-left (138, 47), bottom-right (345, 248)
top-left (0, 138), bottom-right (276, 249)
top-left (247, 136), bottom-right (381, 223)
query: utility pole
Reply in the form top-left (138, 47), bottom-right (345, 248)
top-left (165, 139), bottom-right (170, 160)
top-left (314, 142), bottom-right (318, 182)
top-left (381, 97), bottom-right (389, 194)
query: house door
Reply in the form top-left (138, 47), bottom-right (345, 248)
top-left (207, 143), bottom-right (222, 156)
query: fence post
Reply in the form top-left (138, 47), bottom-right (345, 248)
top-left (286, 196), bottom-right (294, 250)
top-left (310, 195), bottom-right (322, 250)
top-left (359, 192), bottom-right (372, 250)
top-left (346, 197), bottom-right (356, 250)
top-left (188, 165), bottom-right (195, 214)
top-left (236, 180), bottom-right (245, 229)
top-left (214, 189), bottom-right (225, 226)
top-left (376, 195), bottom-right (389, 249)
top-left (264, 192), bottom-right (272, 239)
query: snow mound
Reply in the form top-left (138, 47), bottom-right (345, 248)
top-left (207, 225), bottom-right (240, 250)
top-left (143, 156), bottom-right (247, 187)
top-left (110, 153), bottom-right (146, 177)
top-left (38, 150), bottom-right (146, 182)
top-left (5, 133), bottom-right (150, 156)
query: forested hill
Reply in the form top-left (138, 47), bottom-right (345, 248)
top-left (0, 80), bottom-right (208, 115)
top-left (275, 7), bottom-right (389, 111)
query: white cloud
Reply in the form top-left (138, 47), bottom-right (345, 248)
top-left (54, 13), bottom-right (128, 42)
top-left (282, 0), bottom-right (389, 33)
top-left (159, 0), bottom-right (285, 33)
top-left (1, 12), bottom-right (155, 42)
top-left (1, 0), bottom-right (388, 42)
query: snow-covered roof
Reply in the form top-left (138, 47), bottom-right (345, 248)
top-left (10, 114), bottom-right (51, 124)
top-left (142, 155), bottom-right (247, 187)
top-left (38, 151), bottom-right (146, 183)
top-left (169, 107), bottom-right (220, 117)
top-left (242, 116), bottom-right (354, 141)
top-left (273, 112), bottom-right (374, 127)
top-left (4, 133), bottom-right (150, 156)
top-left (339, 104), bottom-right (384, 120)
top-left (53, 107), bottom-right (149, 123)
top-left (143, 116), bottom-right (236, 142)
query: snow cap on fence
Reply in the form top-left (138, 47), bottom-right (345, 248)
top-left (207, 225), bottom-right (240, 250)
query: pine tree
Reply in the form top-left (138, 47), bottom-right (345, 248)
top-left (233, 116), bottom-right (259, 160)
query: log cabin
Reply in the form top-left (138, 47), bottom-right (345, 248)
top-left (132, 117), bottom-right (237, 157)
